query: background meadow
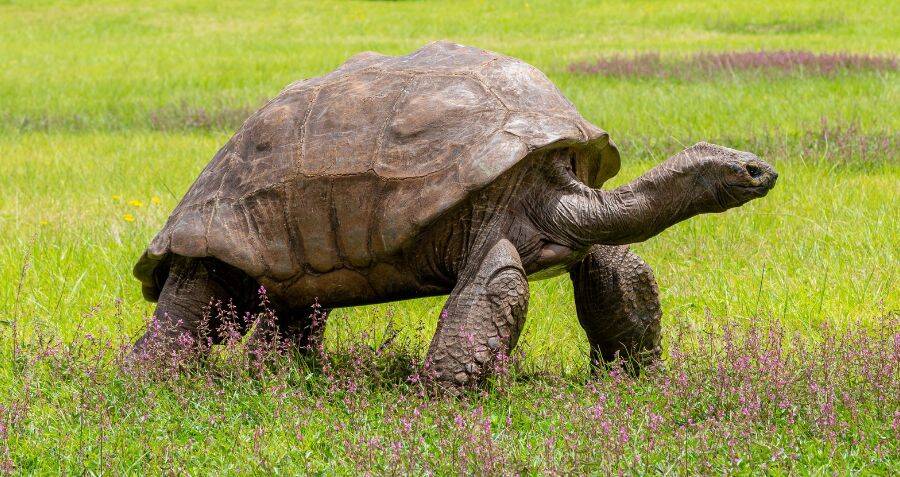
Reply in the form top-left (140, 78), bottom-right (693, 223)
top-left (0, 0), bottom-right (897, 474)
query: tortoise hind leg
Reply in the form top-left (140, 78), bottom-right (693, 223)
top-left (131, 256), bottom-right (256, 359)
top-left (426, 239), bottom-right (529, 390)
top-left (569, 245), bottom-right (662, 376)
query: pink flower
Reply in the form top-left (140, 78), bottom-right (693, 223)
top-left (618, 426), bottom-right (630, 445)
top-left (648, 412), bottom-right (663, 432)
top-left (453, 413), bottom-right (465, 429)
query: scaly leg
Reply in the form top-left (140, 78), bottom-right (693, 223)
top-left (569, 245), bottom-right (662, 375)
top-left (426, 239), bottom-right (529, 389)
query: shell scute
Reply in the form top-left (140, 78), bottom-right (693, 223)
top-left (286, 179), bottom-right (340, 273)
top-left (376, 74), bottom-right (505, 179)
top-left (474, 55), bottom-right (578, 115)
top-left (300, 71), bottom-right (408, 176)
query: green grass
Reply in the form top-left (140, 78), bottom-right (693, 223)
top-left (0, 0), bottom-right (898, 474)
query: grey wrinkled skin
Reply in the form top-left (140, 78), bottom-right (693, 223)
top-left (131, 41), bottom-right (778, 389)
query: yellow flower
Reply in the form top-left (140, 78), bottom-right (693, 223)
top-left (151, 196), bottom-right (161, 205)
top-left (128, 199), bottom-right (144, 207)
top-left (123, 213), bottom-right (135, 222)
top-left (39, 220), bottom-right (49, 225)
top-left (112, 194), bottom-right (122, 201)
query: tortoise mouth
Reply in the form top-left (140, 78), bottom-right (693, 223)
top-left (727, 177), bottom-right (778, 201)
top-left (733, 182), bottom-right (775, 197)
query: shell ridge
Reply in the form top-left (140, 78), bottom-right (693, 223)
top-left (295, 87), bottom-right (322, 165)
top-left (278, 182), bottom-right (303, 285)
top-left (243, 200), bottom-right (268, 276)
top-left (296, 85), bottom-right (324, 174)
top-left (327, 180), bottom-right (347, 269)
top-left (365, 178), bottom-right (386, 267)
top-left (468, 70), bottom-right (511, 111)
top-left (202, 167), bottom-right (230, 256)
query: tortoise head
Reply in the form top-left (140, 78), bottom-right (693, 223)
top-left (675, 142), bottom-right (778, 210)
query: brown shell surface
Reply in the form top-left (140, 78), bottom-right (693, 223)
top-left (135, 41), bottom-right (620, 293)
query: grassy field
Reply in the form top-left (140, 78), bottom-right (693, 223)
top-left (1, 0), bottom-right (898, 474)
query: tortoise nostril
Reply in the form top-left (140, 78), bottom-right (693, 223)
top-left (745, 163), bottom-right (764, 179)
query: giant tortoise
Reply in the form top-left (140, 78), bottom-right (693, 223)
top-left (132, 41), bottom-right (777, 387)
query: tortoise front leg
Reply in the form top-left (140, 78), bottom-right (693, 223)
top-left (427, 239), bottom-right (529, 389)
top-left (569, 245), bottom-right (662, 375)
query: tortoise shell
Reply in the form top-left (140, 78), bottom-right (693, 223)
top-left (135, 41), bottom-right (620, 298)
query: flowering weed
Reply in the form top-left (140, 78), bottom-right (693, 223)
top-left (1, 299), bottom-right (897, 474)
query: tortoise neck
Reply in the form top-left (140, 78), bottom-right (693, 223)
top-left (558, 159), bottom-right (721, 246)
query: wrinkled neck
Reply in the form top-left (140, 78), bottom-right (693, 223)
top-left (557, 164), bottom-right (717, 246)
